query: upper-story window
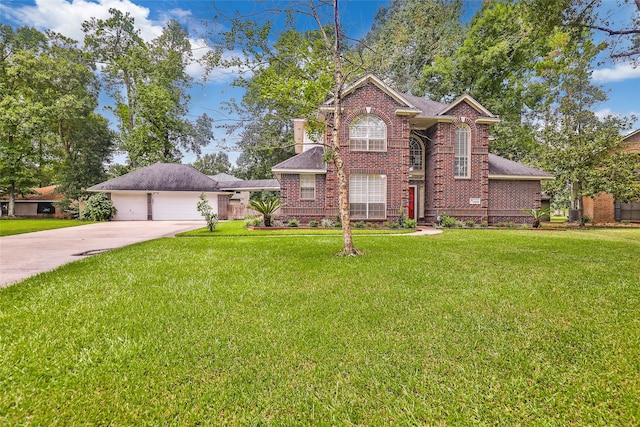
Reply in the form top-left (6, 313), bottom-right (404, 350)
top-left (454, 124), bottom-right (471, 178)
top-left (349, 114), bottom-right (387, 151)
top-left (410, 137), bottom-right (423, 171)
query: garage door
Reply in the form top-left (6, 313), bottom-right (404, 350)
top-left (111, 193), bottom-right (148, 221)
top-left (152, 192), bottom-right (218, 221)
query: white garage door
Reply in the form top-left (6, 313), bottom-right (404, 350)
top-left (111, 193), bottom-right (147, 221)
top-left (152, 192), bottom-right (218, 221)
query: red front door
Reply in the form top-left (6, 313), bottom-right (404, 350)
top-left (408, 187), bottom-right (415, 219)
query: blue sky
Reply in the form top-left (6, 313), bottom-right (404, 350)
top-left (1, 0), bottom-right (639, 165)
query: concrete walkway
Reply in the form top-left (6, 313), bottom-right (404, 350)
top-left (0, 221), bottom-right (204, 288)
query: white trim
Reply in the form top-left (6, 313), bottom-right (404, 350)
top-left (395, 108), bottom-right (422, 116)
top-left (437, 94), bottom-right (496, 118)
top-left (475, 117), bottom-right (501, 125)
top-left (622, 128), bottom-right (640, 142)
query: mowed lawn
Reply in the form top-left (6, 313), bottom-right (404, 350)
top-left (0, 218), bottom-right (89, 236)
top-left (1, 228), bottom-right (639, 425)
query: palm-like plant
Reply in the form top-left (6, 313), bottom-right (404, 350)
top-left (249, 197), bottom-right (281, 227)
top-left (523, 208), bottom-right (552, 228)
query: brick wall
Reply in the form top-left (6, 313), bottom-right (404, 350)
top-left (424, 102), bottom-right (491, 223)
top-left (488, 180), bottom-right (541, 224)
top-left (320, 82), bottom-right (411, 222)
top-left (279, 173), bottom-right (329, 222)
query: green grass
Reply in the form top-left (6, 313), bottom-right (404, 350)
top-left (0, 218), bottom-right (90, 236)
top-left (1, 229), bottom-right (639, 425)
top-left (551, 216), bottom-right (568, 222)
top-left (179, 220), bottom-right (414, 237)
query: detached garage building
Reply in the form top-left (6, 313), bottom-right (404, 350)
top-left (88, 163), bottom-right (231, 221)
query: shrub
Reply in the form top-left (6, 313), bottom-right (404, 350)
top-left (465, 220), bottom-right (476, 228)
top-left (80, 192), bottom-right (116, 221)
top-left (287, 218), bottom-right (300, 227)
top-left (354, 221), bottom-right (366, 229)
top-left (55, 197), bottom-right (80, 219)
top-left (438, 214), bottom-right (458, 228)
top-left (244, 215), bottom-right (261, 227)
top-left (398, 207), bottom-right (406, 228)
top-left (404, 219), bottom-right (417, 229)
top-left (387, 221), bottom-right (400, 229)
top-left (309, 220), bottom-right (319, 228)
top-left (581, 215), bottom-right (591, 226)
top-left (366, 222), bottom-right (378, 229)
top-left (480, 221), bottom-right (489, 228)
top-left (321, 219), bottom-right (333, 228)
top-left (197, 193), bottom-right (219, 232)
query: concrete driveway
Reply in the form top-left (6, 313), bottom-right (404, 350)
top-left (0, 221), bottom-right (204, 288)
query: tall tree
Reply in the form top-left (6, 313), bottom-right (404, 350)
top-left (361, 0), bottom-right (464, 95)
top-left (191, 152), bottom-right (233, 175)
top-left (537, 29), bottom-right (638, 212)
top-left (0, 24), bottom-right (49, 215)
top-left (83, 12), bottom-right (212, 167)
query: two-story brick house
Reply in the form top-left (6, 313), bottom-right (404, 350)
top-left (272, 75), bottom-right (552, 225)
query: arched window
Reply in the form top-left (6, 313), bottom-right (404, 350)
top-left (409, 137), bottom-right (423, 171)
top-left (349, 114), bottom-right (387, 151)
top-left (454, 124), bottom-right (471, 178)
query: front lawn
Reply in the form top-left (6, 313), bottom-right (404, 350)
top-left (1, 229), bottom-right (639, 425)
top-left (0, 218), bottom-right (89, 236)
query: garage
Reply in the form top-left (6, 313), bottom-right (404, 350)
top-left (152, 191), bottom-right (218, 221)
top-left (88, 163), bottom-right (229, 221)
top-left (111, 192), bottom-right (148, 221)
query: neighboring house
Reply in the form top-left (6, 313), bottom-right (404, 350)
top-left (88, 163), bottom-right (279, 221)
top-left (0, 185), bottom-right (64, 218)
top-left (273, 75), bottom-right (552, 225)
top-left (582, 128), bottom-right (640, 223)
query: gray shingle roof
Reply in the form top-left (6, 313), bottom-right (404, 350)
top-left (88, 163), bottom-right (222, 192)
top-left (272, 146), bottom-right (326, 172)
top-left (220, 179), bottom-right (280, 191)
top-left (209, 172), bottom-right (243, 182)
top-left (401, 93), bottom-right (449, 116)
top-left (488, 154), bottom-right (553, 179)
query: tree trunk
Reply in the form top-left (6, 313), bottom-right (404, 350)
top-left (8, 181), bottom-right (15, 217)
top-left (331, 0), bottom-right (359, 256)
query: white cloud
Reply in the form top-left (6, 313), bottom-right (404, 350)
top-left (592, 63), bottom-right (640, 83)
top-left (0, 0), bottom-right (173, 43)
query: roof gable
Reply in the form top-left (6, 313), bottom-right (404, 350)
top-left (323, 74), bottom-right (418, 111)
top-left (88, 163), bottom-right (221, 192)
top-left (437, 94), bottom-right (496, 118)
top-left (272, 146), bottom-right (326, 173)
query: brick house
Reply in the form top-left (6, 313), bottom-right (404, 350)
top-left (582, 128), bottom-right (640, 223)
top-left (272, 75), bottom-right (552, 225)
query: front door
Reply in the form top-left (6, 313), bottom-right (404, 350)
top-left (408, 186), bottom-right (416, 219)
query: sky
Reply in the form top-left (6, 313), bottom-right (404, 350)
top-left (1, 0), bottom-right (639, 166)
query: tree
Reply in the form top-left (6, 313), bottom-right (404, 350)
top-left (213, 0), bottom-right (361, 254)
top-left (83, 11), bottom-right (213, 166)
top-left (360, 0), bottom-right (464, 95)
top-left (197, 193), bottom-right (219, 231)
top-left (191, 152), bottom-right (233, 175)
top-left (537, 29), bottom-right (638, 213)
top-left (0, 24), bottom-right (49, 215)
top-left (248, 197), bottom-right (281, 227)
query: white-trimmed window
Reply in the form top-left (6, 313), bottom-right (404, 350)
top-left (300, 174), bottom-right (315, 200)
top-left (349, 114), bottom-right (387, 151)
top-left (410, 137), bottom-right (423, 170)
top-left (455, 124), bottom-right (471, 178)
top-left (349, 174), bottom-right (387, 219)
